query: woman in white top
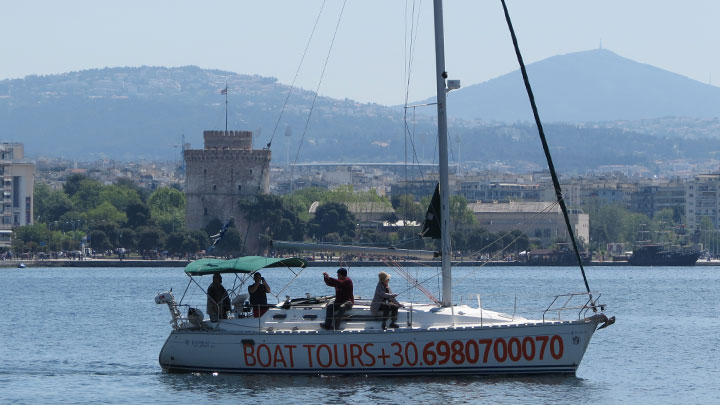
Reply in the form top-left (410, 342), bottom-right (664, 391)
top-left (370, 271), bottom-right (403, 329)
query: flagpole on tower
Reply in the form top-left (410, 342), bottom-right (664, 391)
top-left (224, 78), bottom-right (228, 133)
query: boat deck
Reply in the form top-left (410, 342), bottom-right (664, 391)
top-left (182, 300), bottom-right (576, 334)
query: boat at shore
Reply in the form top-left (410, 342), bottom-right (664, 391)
top-left (628, 244), bottom-right (700, 266)
top-left (155, 0), bottom-right (613, 375)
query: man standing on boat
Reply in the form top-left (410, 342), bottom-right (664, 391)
top-left (248, 272), bottom-right (271, 318)
top-left (320, 268), bottom-right (354, 330)
top-left (207, 273), bottom-right (231, 321)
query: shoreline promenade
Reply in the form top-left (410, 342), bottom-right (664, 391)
top-left (3, 258), bottom-right (720, 268)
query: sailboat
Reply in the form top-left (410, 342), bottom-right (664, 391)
top-left (155, 0), bottom-right (613, 375)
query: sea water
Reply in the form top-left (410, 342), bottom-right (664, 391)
top-left (0, 265), bottom-right (718, 404)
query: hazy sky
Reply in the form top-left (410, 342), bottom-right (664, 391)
top-left (2, 0), bottom-right (719, 105)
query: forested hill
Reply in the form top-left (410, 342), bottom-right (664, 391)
top-left (0, 65), bottom-right (411, 161)
top-left (1, 62), bottom-right (720, 171)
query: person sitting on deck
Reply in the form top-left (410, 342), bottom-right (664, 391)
top-left (320, 268), bottom-right (354, 330)
top-left (248, 272), bottom-right (271, 318)
top-left (207, 273), bottom-right (231, 321)
top-left (371, 271), bottom-right (403, 329)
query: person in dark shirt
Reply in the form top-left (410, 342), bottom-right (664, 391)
top-left (207, 273), bottom-right (231, 321)
top-left (248, 272), bottom-right (271, 317)
top-left (320, 268), bottom-right (354, 330)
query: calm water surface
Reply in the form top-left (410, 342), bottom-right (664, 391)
top-left (0, 265), bottom-right (718, 404)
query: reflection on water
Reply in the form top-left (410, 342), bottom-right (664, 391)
top-left (157, 370), bottom-right (593, 403)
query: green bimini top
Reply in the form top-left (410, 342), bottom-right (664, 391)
top-left (184, 256), bottom-right (308, 276)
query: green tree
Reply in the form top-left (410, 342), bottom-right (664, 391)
top-left (34, 182), bottom-right (73, 223)
top-left (63, 173), bottom-right (87, 197)
top-left (308, 202), bottom-right (356, 239)
top-left (126, 202), bottom-right (151, 228)
top-left (86, 201), bottom-right (127, 225)
top-left (12, 224), bottom-right (52, 253)
top-left (505, 230), bottom-right (529, 253)
top-left (118, 228), bottom-right (137, 250)
top-left (71, 178), bottom-right (104, 211)
top-left (586, 200), bottom-right (652, 247)
top-left (214, 227), bottom-right (242, 255)
top-left (238, 195), bottom-right (305, 242)
top-left (392, 194), bottom-right (425, 222)
top-left (188, 230), bottom-right (210, 251)
top-left (148, 187), bottom-right (185, 234)
top-left (99, 184), bottom-right (142, 212)
top-left (357, 228), bottom-right (391, 245)
top-left (136, 226), bottom-right (164, 252)
top-left (91, 222), bottom-right (120, 248)
top-left (165, 232), bottom-right (186, 255)
top-left (449, 195), bottom-right (477, 231)
top-left (115, 178), bottom-right (150, 202)
top-left (88, 230), bottom-right (110, 252)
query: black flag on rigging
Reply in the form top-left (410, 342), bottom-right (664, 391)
top-left (420, 183), bottom-right (441, 239)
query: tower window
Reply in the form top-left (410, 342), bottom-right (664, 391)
top-left (238, 185), bottom-right (242, 192)
top-left (213, 185), bottom-right (217, 190)
top-left (204, 208), bottom-right (208, 215)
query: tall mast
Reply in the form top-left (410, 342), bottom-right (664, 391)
top-left (433, 0), bottom-right (452, 307)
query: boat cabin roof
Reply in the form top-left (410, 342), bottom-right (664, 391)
top-left (184, 256), bottom-right (307, 276)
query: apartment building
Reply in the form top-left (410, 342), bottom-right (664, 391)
top-left (0, 143), bottom-right (34, 247)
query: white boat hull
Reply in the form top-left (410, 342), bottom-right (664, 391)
top-left (159, 319), bottom-right (600, 375)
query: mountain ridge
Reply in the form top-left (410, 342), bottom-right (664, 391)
top-left (418, 49), bottom-right (720, 122)
top-left (1, 50), bottom-right (720, 168)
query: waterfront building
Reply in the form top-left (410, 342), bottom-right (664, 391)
top-left (459, 180), bottom-right (541, 202)
top-left (686, 173), bottom-right (720, 230)
top-left (0, 143), bottom-right (34, 247)
top-left (629, 179), bottom-right (685, 219)
top-left (468, 201), bottom-right (589, 248)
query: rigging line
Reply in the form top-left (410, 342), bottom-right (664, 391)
top-left (405, 107), bottom-right (426, 181)
top-left (393, 263), bottom-right (443, 297)
top-left (403, 0), bottom-right (422, 107)
top-left (386, 258), bottom-right (441, 305)
top-left (291, 0), bottom-right (348, 171)
top-left (239, 0), bottom-right (338, 254)
top-left (402, 2), bottom-right (426, 176)
top-left (394, 235), bottom-right (424, 247)
top-left (500, 0), bottom-right (594, 302)
top-left (266, 0), bottom-right (328, 149)
top-left (453, 225), bottom-right (531, 287)
top-left (271, 267), bottom-right (307, 303)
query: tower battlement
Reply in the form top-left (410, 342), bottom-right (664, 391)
top-left (203, 130), bottom-right (253, 150)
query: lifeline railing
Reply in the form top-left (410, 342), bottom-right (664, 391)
top-left (543, 292), bottom-right (604, 322)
